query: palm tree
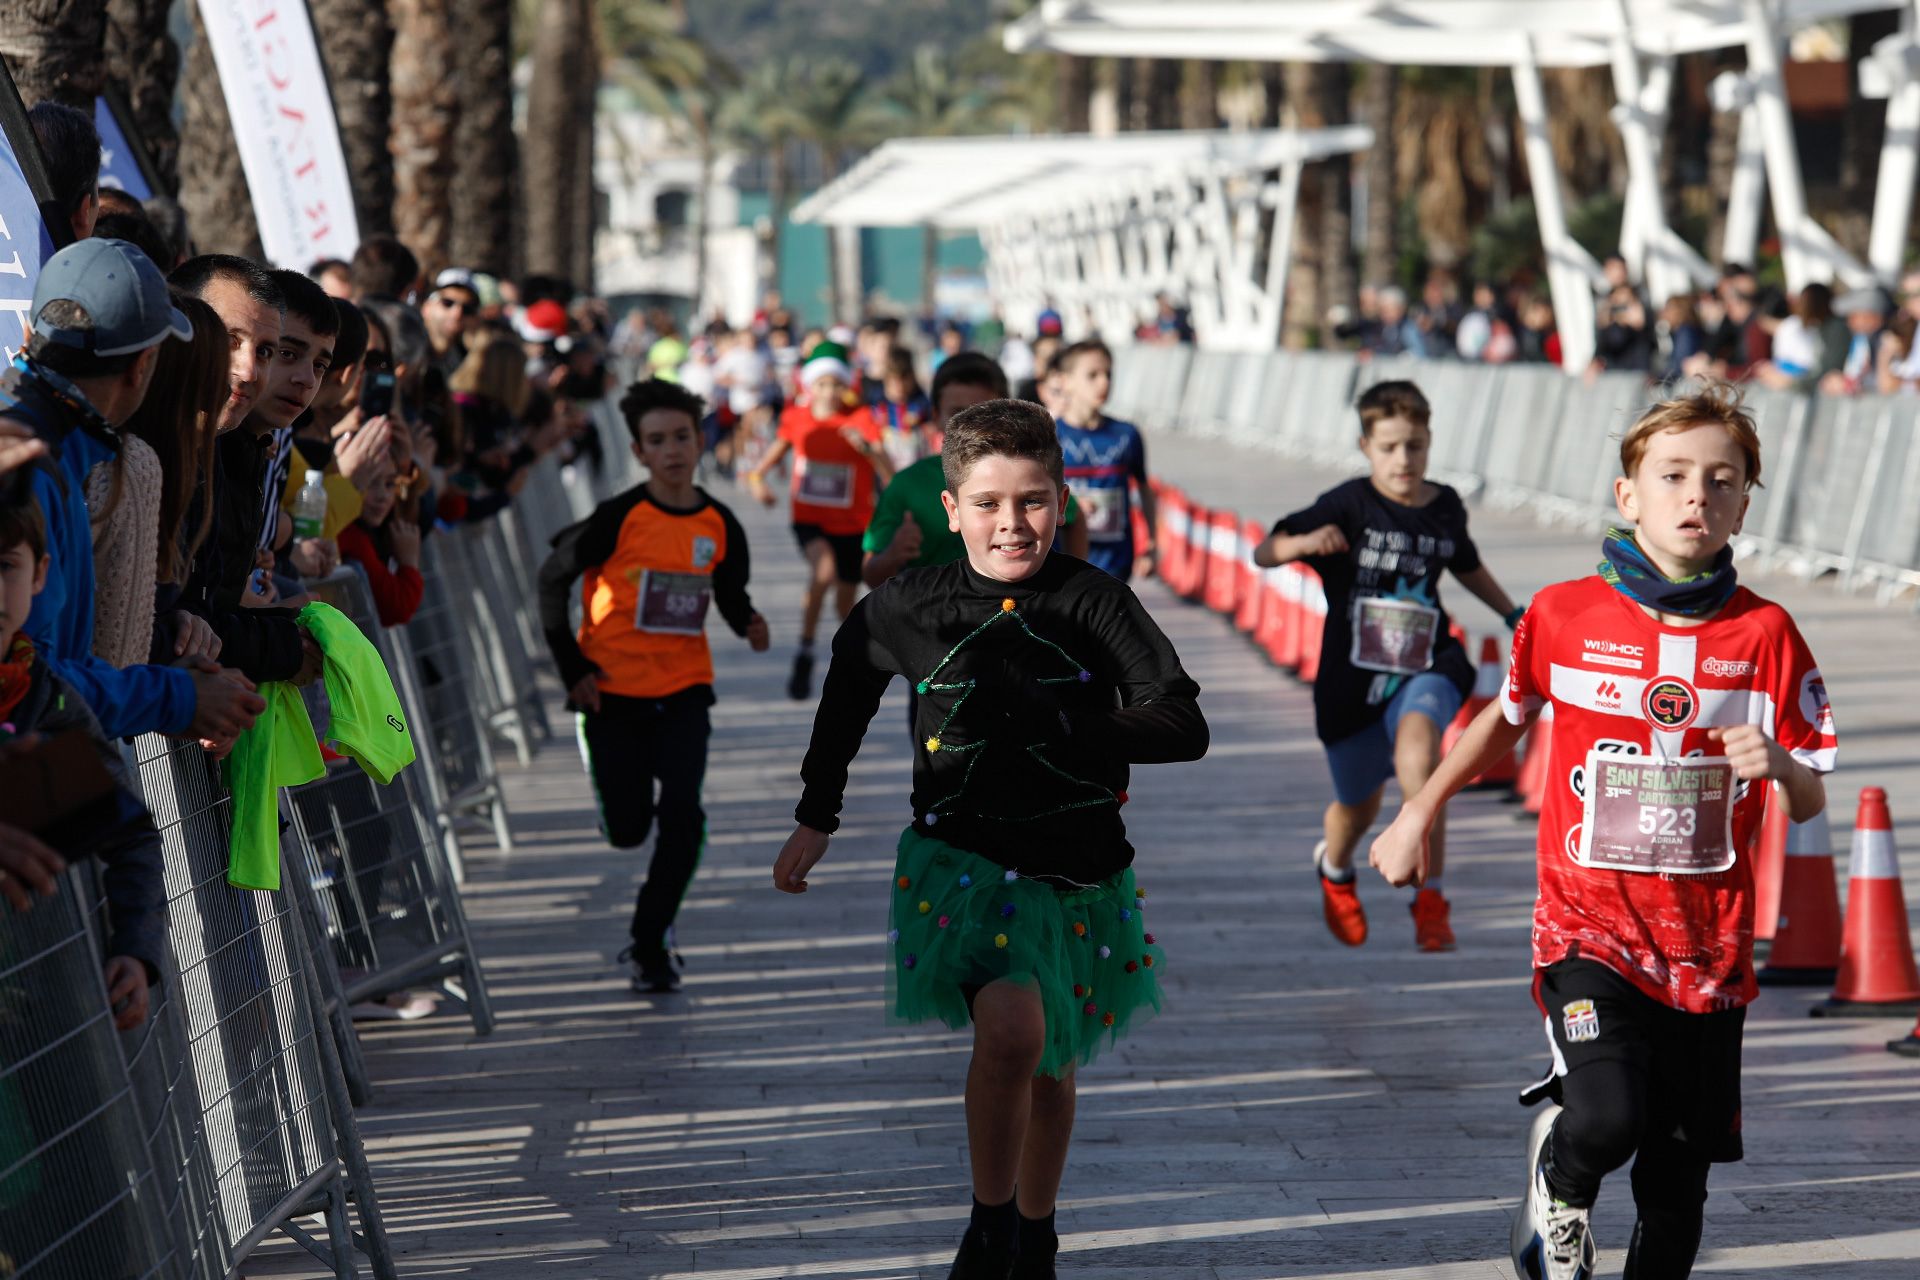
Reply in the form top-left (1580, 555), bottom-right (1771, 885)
top-left (450, 0), bottom-right (513, 272)
top-left (104, 0), bottom-right (178, 193)
top-left (718, 57), bottom-right (808, 300)
top-left (0, 0), bottom-right (104, 109)
top-left (1357, 64), bottom-right (1397, 287)
top-left (311, 0), bottom-right (395, 237)
top-left (523, 0), bottom-right (596, 282)
top-left (790, 57), bottom-right (880, 323)
top-left (390, 0), bottom-right (458, 279)
top-left (178, 2), bottom-right (261, 256)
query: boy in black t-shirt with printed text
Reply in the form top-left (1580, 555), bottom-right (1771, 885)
top-left (1253, 381), bottom-right (1522, 951)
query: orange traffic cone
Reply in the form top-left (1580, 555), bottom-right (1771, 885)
top-left (1204, 511), bottom-right (1239, 615)
top-left (1296, 567), bottom-right (1325, 684)
top-left (1444, 636), bottom-right (1517, 791)
top-left (1812, 788), bottom-right (1920, 1017)
top-left (1235, 519), bottom-right (1266, 634)
top-left (1181, 503), bottom-right (1210, 602)
top-left (1156, 488), bottom-right (1188, 593)
top-left (1752, 793), bottom-right (1789, 948)
top-left (1270, 562), bottom-right (1303, 672)
top-left (1756, 806), bottom-right (1843, 987)
top-left (1518, 706), bottom-right (1555, 818)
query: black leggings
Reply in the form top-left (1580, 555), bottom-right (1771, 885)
top-left (1539, 960), bottom-right (1744, 1280)
top-left (579, 691), bottom-right (711, 954)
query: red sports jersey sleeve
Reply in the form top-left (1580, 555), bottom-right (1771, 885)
top-left (1505, 577), bottom-right (1837, 1014)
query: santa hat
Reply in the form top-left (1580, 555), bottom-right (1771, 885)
top-left (800, 340), bottom-right (852, 389)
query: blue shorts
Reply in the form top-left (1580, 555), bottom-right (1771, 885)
top-left (1323, 672), bottom-right (1465, 806)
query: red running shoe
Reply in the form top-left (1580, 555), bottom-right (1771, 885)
top-left (1315, 841), bottom-right (1368, 946)
top-left (1411, 888), bottom-right (1456, 952)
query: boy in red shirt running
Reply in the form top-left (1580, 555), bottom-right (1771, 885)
top-left (746, 341), bottom-right (890, 699)
top-left (1371, 383), bottom-right (1836, 1280)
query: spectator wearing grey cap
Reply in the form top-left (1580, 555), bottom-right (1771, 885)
top-left (424, 267), bottom-right (480, 377)
top-left (4, 238), bottom-right (264, 750)
top-left (1819, 286), bottom-right (1892, 396)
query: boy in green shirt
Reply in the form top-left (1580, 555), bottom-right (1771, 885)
top-left (863, 353), bottom-right (1088, 588)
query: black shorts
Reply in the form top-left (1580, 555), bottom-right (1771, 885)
top-left (792, 524), bottom-right (864, 584)
top-left (1534, 958), bottom-right (1745, 1163)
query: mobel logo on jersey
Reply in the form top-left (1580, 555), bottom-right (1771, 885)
top-left (1642, 675), bottom-right (1700, 730)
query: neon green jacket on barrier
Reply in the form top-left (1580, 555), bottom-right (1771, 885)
top-left (224, 602), bottom-right (416, 889)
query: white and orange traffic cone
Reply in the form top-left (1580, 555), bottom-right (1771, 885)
top-left (1179, 502), bottom-right (1210, 602)
top-left (1296, 567), bottom-right (1325, 684)
top-left (1204, 511), bottom-right (1239, 615)
top-left (1235, 518), bottom-right (1266, 634)
top-left (1444, 636), bottom-right (1517, 792)
top-left (1812, 788), bottom-right (1920, 1018)
top-left (1752, 792), bottom-right (1789, 950)
top-left (1757, 806), bottom-right (1844, 987)
top-left (1518, 705), bottom-right (1554, 818)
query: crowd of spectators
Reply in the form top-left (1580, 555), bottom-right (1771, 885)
top-left (0, 100), bottom-right (609, 1031)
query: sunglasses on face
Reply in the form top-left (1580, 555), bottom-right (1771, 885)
top-left (436, 295), bottom-right (477, 315)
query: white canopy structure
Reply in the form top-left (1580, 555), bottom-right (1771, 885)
top-left (792, 126), bottom-right (1373, 349)
top-left (1007, 0), bottom-right (1910, 368)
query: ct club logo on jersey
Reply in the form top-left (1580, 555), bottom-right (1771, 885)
top-left (1642, 675), bottom-right (1700, 730)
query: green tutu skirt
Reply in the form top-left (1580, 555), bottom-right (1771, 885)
top-left (886, 826), bottom-right (1163, 1078)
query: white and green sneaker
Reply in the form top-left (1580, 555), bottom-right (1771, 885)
top-left (1511, 1104), bottom-right (1597, 1280)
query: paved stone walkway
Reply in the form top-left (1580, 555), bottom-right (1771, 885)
top-left (256, 431), bottom-right (1920, 1279)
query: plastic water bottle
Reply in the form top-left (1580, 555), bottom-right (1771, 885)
top-left (293, 470), bottom-right (328, 541)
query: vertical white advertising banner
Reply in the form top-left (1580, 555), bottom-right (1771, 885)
top-left (197, 0), bottom-right (360, 267)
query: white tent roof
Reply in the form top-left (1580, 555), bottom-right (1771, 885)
top-left (790, 126), bottom-right (1373, 229)
top-left (1005, 0), bottom-right (1902, 67)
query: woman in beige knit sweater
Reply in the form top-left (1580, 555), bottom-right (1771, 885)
top-left (86, 431), bottom-right (165, 669)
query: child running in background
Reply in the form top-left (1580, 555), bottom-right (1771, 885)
top-left (1252, 381), bottom-right (1522, 951)
top-left (873, 345), bottom-right (933, 472)
top-left (1051, 341), bottom-right (1156, 580)
top-left (773, 399), bottom-right (1207, 1278)
top-left (862, 353), bottom-right (1089, 590)
top-left (744, 340), bottom-right (890, 700)
top-left (539, 378), bottom-right (769, 994)
top-left (1369, 384), bottom-right (1836, 1280)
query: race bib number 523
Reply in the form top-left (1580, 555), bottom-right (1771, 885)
top-left (1576, 752), bottom-right (1736, 874)
top-left (1349, 596), bottom-right (1440, 675)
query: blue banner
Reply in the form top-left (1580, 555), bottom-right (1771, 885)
top-left (94, 96), bottom-right (152, 200)
top-left (0, 125), bottom-right (55, 361)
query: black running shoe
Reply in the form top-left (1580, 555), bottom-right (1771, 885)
top-left (618, 945), bottom-right (681, 994)
top-left (787, 649), bottom-right (815, 700)
top-left (1010, 1222), bottom-right (1056, 1279)
top-left (948, 1223), bottom-right (1018, 1280)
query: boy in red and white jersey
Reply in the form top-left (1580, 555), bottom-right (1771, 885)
top-left (1370, 383), bottom-right (1835, 1280)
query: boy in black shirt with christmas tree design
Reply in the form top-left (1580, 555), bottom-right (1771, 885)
top-left (1253, 381), bottom-right (1522, 952)
top-left (773, 399), bottom-right (1207, 1279)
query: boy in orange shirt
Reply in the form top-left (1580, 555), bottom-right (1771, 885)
top-left (540, 379), bottom-right (770, 993)
top-left (745, 341), bottom-right (891, 698)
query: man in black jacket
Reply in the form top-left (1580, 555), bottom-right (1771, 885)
top-left (168, 256), bottom-right (320, 686)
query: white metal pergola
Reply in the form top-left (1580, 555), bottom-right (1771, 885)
top-left (791, 127), bottom-right (1372, 350)
top-left (1006, 0), bottom-right (1910, 369)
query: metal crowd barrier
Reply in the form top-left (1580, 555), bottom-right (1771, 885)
top-left (293, 569), bottom-right (497, 1080)
top-left (122, 733), bottom-right (398, 1280)
top-left (1105, 342), bottom-right (1920, 606)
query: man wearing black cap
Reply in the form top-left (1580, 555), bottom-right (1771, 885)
top-left (5, 238), bottom-right (264, 748)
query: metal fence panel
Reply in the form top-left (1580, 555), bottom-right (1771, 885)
top-left (125, 734), bottom-right (393, 1278)
top-left (0, 871), bottom-right (173, 1279)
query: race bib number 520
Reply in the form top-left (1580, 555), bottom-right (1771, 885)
top-left (1576, 753), bottom-right (1736, 874)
